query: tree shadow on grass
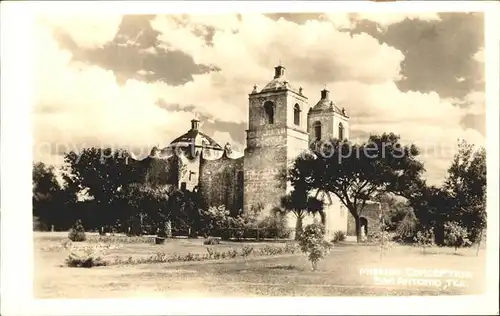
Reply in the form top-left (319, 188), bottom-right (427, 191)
top-left (267, 264), bottom-right (304, 271)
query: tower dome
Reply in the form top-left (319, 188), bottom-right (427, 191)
top-left (309, 87), bottom-right (345, 116)
top-left (164, 119), bottom-right (223, 158)
top-left (258, 65), bottom-right (302, 95)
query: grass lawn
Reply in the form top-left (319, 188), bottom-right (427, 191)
top-left (34, 232), bottom-right (486, 298)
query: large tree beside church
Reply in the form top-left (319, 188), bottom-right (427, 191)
top-left (62, 147), bottom-right (139, 228)
top-left (289, 133), bottom-right (425, 242)
top-left (443, 140), bottom-right (486, 244)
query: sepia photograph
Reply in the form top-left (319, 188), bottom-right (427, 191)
top-left (1, 1), bottom-right (499, 315)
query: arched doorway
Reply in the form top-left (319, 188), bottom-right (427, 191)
top-left (360, 217), bottom-right (368, 239)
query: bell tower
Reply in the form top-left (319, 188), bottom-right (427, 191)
top-left (308, 87), bottom-right (350, 144)
top-left (243, 65), bottom-right (310, 212)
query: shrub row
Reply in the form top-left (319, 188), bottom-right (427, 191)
top-left (65, 242), bottom-right (299, 268)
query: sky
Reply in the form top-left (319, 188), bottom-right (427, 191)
top-left (33, 12), bottom-right (486, 185)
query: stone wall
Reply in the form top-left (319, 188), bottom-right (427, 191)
top-left (245, 89), bottom-right (310, 214)
top-left (177, 152), bottom-right (202, 191)
top-left (199, 152), bottom-right (244, 215)
top-left (135, 155), bottom-right (180, 186)
top-left (347, 202), bottom-right (381, 237)
top-left (307, 111), bottom-right (349, 142)
top-left (248, 92), bottom-right (288, 131)
top-left (286, 92), bottom-right (309, 130)
top-left (243, 145), bottom-right (287, 213)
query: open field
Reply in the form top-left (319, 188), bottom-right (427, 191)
top-left (34, 232), bottom-right (487, 298)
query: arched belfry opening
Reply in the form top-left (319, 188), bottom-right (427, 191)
top-left (293, 104), bottom-right (301, 126)
top-left (264, 101), bottom-right (275, 124)
top-left (313, 121), bottom-right (322, 140)
top-left (338, 122), bottom-right (344, 140)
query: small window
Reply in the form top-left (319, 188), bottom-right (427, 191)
top-left (293, 104), bottom-right (301, 126)
top-left (180, 182), bottom-right (187, 191)
top-left (313, 121), bottom-right (322, 140)
top-left (338, 122), bottom-right (344, 140)
top-left (264, 101), bottom-right (275, 124)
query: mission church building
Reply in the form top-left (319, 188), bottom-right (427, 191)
top-left (136, 65), bottom-right (365, 239)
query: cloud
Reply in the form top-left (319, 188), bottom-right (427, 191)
top-left (149, 14), bottom-right (405, 124)
top-left (34, 13), bottom-right (485, 186)
top-left (211, 131), bottom-right (244, 157)
top-left (352, 12), bottom-right (441, 29)
top-left (322, 12), bottom-right (441, 30)
top-left (39, 14), bottom-right (123, 49)
top-left (473, 47), bottom-right (485, 64)
top-left (327, 80), bottom-right (484, 185)
top-left (137, 69), bottom-right (155, 76)
top-left (34, 19), bottom-right (195, 166)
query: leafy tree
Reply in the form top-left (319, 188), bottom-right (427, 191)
top-left (290, 133), bottom-right (425, 242)
top-left (443, 221), bottom-right (471, 253)
top-left (33, 162), bottom-right (61, 229)
top-left (443, 140), bottom-right (486, 244)
top-left (414, 227), bottom-right (435, 254)
top-left (407, 184), bottom-right (451, 245)
top-left (167, 188), bottom-right (205, 237)
top-left (33, 162), bottom-right (77, 230)
top-left (280, 187), bottom-right (324, 240)
top-left (62, 147), bottom-right (139, 228)
top-left (120, 183), bottom-right (171, 237)
top-left (375, 193), bottom-right (417, 242)
top-left (297, 221), bottom-right (333, 271)
top-left (68, 219), bottom-right (86, 242)
top-left (169, 189), bottom-right (204, 237)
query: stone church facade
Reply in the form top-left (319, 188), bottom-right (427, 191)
top-left (137, 65), bottom-right (362, 238)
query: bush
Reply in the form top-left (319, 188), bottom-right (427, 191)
top-left (444, 221), bottom-right (472, 252)
top-left (241, 245), bottom-right (254, 257)
top-left (369, 229), bottom-right (395, 258)
top-left (66, 253), bottom-right (107, 268)
top-left (394, 212), bottom-right (418, 242)
top-left (203, 237), bottom-right (220, 245)
top-left (257, 211), bottom-right (292, 239)
top-left (332, 230), bottom-right (346, 243)
top-left (68, 219), bottom-right (86, 242)
top-left (297, 222), bottom-right (333, 271)
top-left (414, 227), bottom-right (435, 254)
top-left (64, 243), bottom-right (112, 268)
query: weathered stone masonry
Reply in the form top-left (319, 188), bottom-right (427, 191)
top-left (133, 65), bottom-right (361, 236)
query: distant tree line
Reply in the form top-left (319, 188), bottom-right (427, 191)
top-left (33, 133), bottom-right (486, 248)
top-left (283, 133), bottom-right (486, 246)
top-left (32, 148), bottom-right (289, 239)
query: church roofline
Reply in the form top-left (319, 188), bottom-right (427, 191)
top-left (200, 151), bottom-right (244, 164)
top-left (249, 88), bottom-right (308, 99)
top-left (308, 107), bottom-right (350, 119)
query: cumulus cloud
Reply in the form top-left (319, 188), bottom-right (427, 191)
top-left (150, 14), bottom-right (405, 124)
top-left (211, 131), bottom-right (244, 157)
top-left (322, 12), bottom-right (441, 30)
top-left (38, 14), bottom-right (123, 49)
top-left (34, 18), bottom-right (195, 165)
top-left (352, 12), bottom-right (441, 29)
top-left (34, 13), bottom-right (485, 186)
